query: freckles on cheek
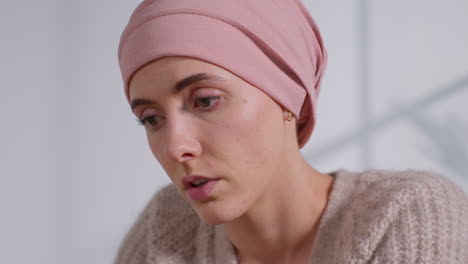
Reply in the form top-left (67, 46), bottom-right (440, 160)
top-left (215, 116), bottom-right (248, 144)
top-left (215, 116), bottom-right (265, 161)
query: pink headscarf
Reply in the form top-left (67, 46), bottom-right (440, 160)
top-left (118, 0), bottom-right (327, 148)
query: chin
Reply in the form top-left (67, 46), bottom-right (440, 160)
top-left (194, 199), bottom-right (245, 226)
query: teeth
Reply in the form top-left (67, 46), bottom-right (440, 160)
top-left (191, 178), bottom-right (208, 187)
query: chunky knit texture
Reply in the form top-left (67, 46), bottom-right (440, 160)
top-left (114, 169), bottom-right (468, 263)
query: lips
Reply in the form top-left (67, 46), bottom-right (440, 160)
top-left (182, 175), bottom-right (214, 189)
top-left (182, 175), bottom-right (220, 200)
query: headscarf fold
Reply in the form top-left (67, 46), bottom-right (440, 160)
top-left (118, 0), bottom-right (327, 148)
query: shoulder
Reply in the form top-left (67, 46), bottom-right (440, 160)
top-left (353, 169), bottom-right (468, 214)
top-left (114, 184), bottom-right (202, 264)
top-left (337, 168), bottom-right (467, 210)
top-left (343, 168), bottom-right (468, 232)
top-left (338, 169), bottom-right (468, 263)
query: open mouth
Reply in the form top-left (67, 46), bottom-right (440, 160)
top-left (183, 175), bottom-right (214, 190)
top-left (182, 175), bottom-right (220, 201)
top-left (190, 178), bottom-right (209, 188)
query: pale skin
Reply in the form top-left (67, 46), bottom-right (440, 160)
top-left (129, 56), bottom-right (335, 264)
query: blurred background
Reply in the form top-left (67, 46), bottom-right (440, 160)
top-left (1, 0), bottom-right (467, 263)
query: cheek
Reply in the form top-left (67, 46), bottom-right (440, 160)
top-left (146, 133), bottom-right (160, 161)
top-left (206, 95), bottom-right (285, 176)
top-left (196, 98), bottom-right (284, 220)
top-left (145, 134), bottom-right (176, 178)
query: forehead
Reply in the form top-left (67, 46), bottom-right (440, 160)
top-left (129, 57), bottom-right (228, 97)
top-left (131, 57), bottom-right (217, 84)
top-left (129, 57), bottom-right (240, 106)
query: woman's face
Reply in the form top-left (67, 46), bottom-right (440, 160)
top-left (129, 56), bottom-right (291, 225)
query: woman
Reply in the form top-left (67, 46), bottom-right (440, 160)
top-left (115, 0), bottom-right (468, 263)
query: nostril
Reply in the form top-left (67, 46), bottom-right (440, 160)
top-left (179, 152), bottom-right (194, 161)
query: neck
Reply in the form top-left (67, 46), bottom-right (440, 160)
top-left (222, 152), bottom-right (335, 263)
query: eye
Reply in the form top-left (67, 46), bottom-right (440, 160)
top-left (193, 96), bottom-right (221, 109)
top-left (136, 115), bottom-right (163, 129)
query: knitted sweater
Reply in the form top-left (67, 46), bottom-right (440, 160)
top-left (114, 169), bottom-right (468, 263)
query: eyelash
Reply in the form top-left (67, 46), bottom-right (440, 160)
top-left (136, 96), bottom-right (222, 128)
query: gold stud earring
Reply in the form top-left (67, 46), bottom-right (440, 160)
top-left (287, 112), bottom-right (293, 121)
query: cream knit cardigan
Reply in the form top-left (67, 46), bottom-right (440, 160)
top-left (114, 169), bottom-right (468, 263)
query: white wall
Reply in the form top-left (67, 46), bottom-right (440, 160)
top-left (1, 0), bottom-right (467, 263)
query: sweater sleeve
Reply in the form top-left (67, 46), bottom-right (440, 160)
top-left (369, 172), bottom-right (468, 264)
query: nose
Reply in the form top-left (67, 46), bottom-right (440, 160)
top-left (164, 113), bottom-right (202, 163)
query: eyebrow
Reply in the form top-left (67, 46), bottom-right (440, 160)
top-left (130, 72), bottom-right (226, 111)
